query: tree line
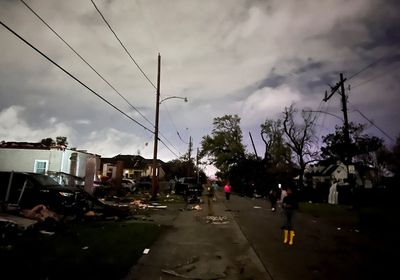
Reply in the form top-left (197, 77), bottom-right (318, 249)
top-left (197, 103), bottom-right (400, 198)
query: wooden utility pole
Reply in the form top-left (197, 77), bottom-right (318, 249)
top-left (187, 136), bottom-right (193, 176)
top-left (339, 73), bottom-right (351, 163)
top-left (249, 131), bottom-right (258, 158)
top-left (151, 53), bottom-right (161, 200)
top-left (323, 72), bottom-right (351, 164)
top-left (196, 148), bottom-right (200, 184)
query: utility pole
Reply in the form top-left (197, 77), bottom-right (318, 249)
top-left (187, 136), bottom-right (193, 176)
top-left (339, 73), bottom-right (350, 164)
top-left (196, 148), bottom-right (200, 184)
top-left (323, 72), bottom-right (351, 163)
top-left (248, 131), bottom-right (258, 158)
top-left (151, 53), bottom-right (161, 200)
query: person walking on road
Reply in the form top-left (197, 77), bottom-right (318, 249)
top-left (281, 186), bottom-right (298, 245)
top-left (269, 186), bottom-right (279, 212)
top-left (211, 181), bottom-right (219, 201)
top-left (224, 181), bottom-right (232, 201)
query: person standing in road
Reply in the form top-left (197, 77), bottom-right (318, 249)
top-left (281, 186), bottom-right (298, 245)
top-left (224, 181), bottom-right (232, 201)
top-left (211, 181), bottom-right (219, 201)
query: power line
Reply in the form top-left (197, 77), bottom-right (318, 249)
top-left (90, 0), bottom-right (157, 90)
top-left (347, 51), bottom-right (400, 83)
top-left (348, 104), bottom-right (395, 143)
top-left (158, 138), bottom-right (180, 158)
top-left (177, 131), bottom-right (189, 144)
top-left (351, 61), bottom-right (400, 89)
top-left (90, 0), bottom-right (184, 156)
top-left (347, 55), bottom-right (386, 81)
top-left (19, 0), bottom-right (183, 158)
top-left (0, 19), bottom-right (153, 134)
top-left (161, 102), bottom-right (188, 144)
top-left (19, 0), bottom-right (155, 129)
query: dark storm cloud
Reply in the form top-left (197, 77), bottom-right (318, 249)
top-left (1, 0), bottom-right (399, 161)
top-left (295, 62), bottom-right (324, 75)
top-left (257, 73), bottom-right (287, 89)
top-left (359, 0), bottom-right (400, 49)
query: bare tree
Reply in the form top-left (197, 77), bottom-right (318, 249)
top-left (261, 119), bottom-right (291, 166)
top-left (283, 104), bottom-right (318, 187)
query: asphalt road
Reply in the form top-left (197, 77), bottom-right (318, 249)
top-left (221, 193), bottom-right (395, 280)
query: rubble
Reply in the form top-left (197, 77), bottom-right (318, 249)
top-left (0, 214), bottom-right (38, 231)
top-left (20, 204), bottom-right (59, 222)
top-left (206, 215), bottom-right (230, 225)
top-left (162, 255), bottom-right (227, 279)
top-left (143, 248), bottom-right (150, 254)
top-left (192, 205), bottom-right (202, 210)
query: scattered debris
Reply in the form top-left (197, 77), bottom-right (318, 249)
top-left (253, 206), bottom-right (261, 209)
top-left (161, 269), bottom-right (190, 279)
top-left (0, 213), bottom-right (38, 230)
top-left (192, 205), bottom-right (202, 210)
top-left (20, 204), bottom-right (59, 222)
top-left (130, 199), bottom-right (148, 209)
top-left (173, 256), bottom-right (200, 269)
top-left (143, 248), bottom-right (150, 254)
top-left (85, 210), bottom-right (96, 217)
top-left (163, 255), bottom-right (227, 279)
top-left (148, 203), bottom-right (167, 209)
top-left (82, 246), bottom-right (89, 250)
top-left (39, 230), bottom-right (55, 236)
top-left (206, 216), bottom-right (229, 225)
top-left (98, 198), bottom-right (129, 209)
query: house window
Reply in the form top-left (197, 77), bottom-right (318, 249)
top-left (34, 160), bottom-right (48, 174)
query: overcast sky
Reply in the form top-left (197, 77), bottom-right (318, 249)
top-left (1, 0), bottom-right (399, 174)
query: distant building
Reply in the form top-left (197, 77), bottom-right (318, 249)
top-left (100, 154), bottom-right (165, 180)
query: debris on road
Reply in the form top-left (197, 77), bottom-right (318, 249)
top-left (161, 269), bottom-right (190, 279)
top-left (206, 215), bottom-right (229, 225)
top-left (148, 202), bottom-right (167, 209)
top-left (39, 230), bottom-right (55, 236)
top-left (143, 248), bottom-right (150, 254)
top-left (162, 254), bottom-right (227, 279)
top-left (192, 205), bottom-right (202, 210)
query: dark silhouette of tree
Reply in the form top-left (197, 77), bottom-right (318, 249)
top-left (261, 119), bottom-right (291, 166)
top-left (321, 122), bottom-right (383, 163)
top-left (40, 136), bottom-right (69, 148)
top-left (40, 137), bottom-right (55, 147)
top-left (200, 115), bottom-right (246, 178)
top-left (283, 104), bottom-right (319, 187)
top-left (56, 136), bottom-right (68, 147)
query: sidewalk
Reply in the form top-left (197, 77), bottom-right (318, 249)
top-left (125, 193), bottom-right (271, 280)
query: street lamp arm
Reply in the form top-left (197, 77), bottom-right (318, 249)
top-left (160, 96), bottom-right (188, 104)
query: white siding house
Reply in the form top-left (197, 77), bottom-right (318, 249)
top-left (0, 142), bottom-right (100, 179)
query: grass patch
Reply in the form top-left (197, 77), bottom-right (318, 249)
top-left (1, 221), bottom-right (161, 280)
top-left (299, 202), bottom-right (353, 218)
top-left (299, 202), bottom-right (399, 234)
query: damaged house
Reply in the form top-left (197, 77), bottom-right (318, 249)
top-left (0, 141), bottom-right (100, 192)
top-left (100, 154), bottom-right (165, 181)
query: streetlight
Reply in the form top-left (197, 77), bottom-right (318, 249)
top-left (160, 96), bottom-right (188, 104)
top-left (151, 54), bottom-right (188, 200)
top-left (151, 95), bottom-right (188, 200)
